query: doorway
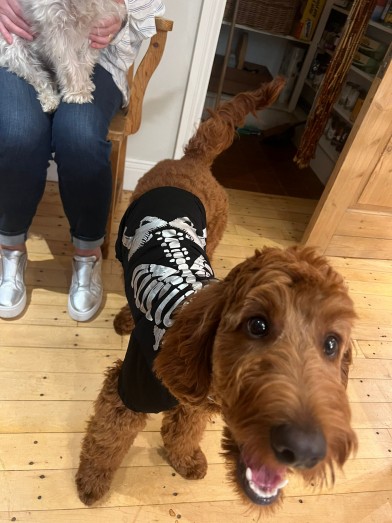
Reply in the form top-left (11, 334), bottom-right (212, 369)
top-left (175, 0), bottom-right (324, 200)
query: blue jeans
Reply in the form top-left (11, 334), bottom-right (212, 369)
top-left (0, 65), bottom-right (123, 249)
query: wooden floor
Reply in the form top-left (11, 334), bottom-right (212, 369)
top-left (1, 182), bottom-right (392, 523)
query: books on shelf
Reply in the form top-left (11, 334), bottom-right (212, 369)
top-left (292, 0), bottom-right (327, 41)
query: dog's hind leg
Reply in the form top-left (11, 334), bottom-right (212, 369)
top-left (76, 360), bottom-right (147, 506)
top-left (161, 404), bottom-right (210, 479)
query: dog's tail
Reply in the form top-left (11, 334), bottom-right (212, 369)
top-left (183, 77), bottom-right (285, 166)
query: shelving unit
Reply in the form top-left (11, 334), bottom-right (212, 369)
top-left (206, 0), bottom-right (336, 115)
top-left (203, 1), bottom-right (391, 185)
top-left (296, 1), bottom-right (392, 183)
top-left (221, 19), bottom-right (312, 45)
top-left (333, 3), bottom-right (392, 34)
top-left (304, 79), bottom-right (353, 126)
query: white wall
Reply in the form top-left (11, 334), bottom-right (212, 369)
top-left (48, 0), bottom-right (224, 189)
top-left (123, 0), bottom-right (204, 189)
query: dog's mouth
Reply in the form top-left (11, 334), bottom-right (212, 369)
top-left (238, 457), bottom-right (288, 506)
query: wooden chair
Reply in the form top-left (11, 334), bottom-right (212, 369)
top-left (102, 17), bottom-right (174, 258)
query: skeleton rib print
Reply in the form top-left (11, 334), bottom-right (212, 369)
top-left (122, 216), bottom-right (214, 350)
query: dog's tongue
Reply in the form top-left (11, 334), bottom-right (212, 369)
top-left (247, 464), bottom-right (287, 492)
top-left (239, 453), bottom-right (289, 503)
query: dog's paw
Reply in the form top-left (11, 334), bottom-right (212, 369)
top-left (62, 90), bottom-right (94, 104)
top-left (75, 465), bottom-right (112, 506)
top-left (169, 448), bottom-right (208, 480)
top-left (113, 304), bottom-right (134, 336)
top-left (38, 92), bottom-right (60, 113)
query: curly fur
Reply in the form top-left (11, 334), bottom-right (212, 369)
top-left (0, 0), bottom-right (126, 112)
top-left (76, 78), bottom-right (357, 512)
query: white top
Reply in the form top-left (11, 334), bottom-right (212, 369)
top-left (99, 0), bottom-right (166, 106)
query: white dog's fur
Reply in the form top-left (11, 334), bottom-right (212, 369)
top-left (0, 0), bottom-right (126, 112)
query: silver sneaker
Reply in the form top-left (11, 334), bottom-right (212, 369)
top-left (0, 249), bottom-right (27, 318)
top-left (68, 255), bottom-right (103, 322)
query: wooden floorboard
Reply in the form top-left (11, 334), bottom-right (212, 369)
top-left (1, 182), bottom-right (391, 522)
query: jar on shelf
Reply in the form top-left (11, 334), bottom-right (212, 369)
top-left (335, 126), bottom-right (350, 152)
top-left (308, 57), bottom-right (320, 80)
top-left (338, 82), bottom-right (354, 106)
top-left (344, 84), bottom-right (360, 110)
top-left (331, 120), bottom-right (345, 147)
top-left (326, 116), bottom-right (338, 141)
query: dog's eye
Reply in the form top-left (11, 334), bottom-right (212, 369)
top-left (323, 335), bottom-right (339, 357)
top-left (247, 317), bottom-right (269, 338)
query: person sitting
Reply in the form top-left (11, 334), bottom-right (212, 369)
top-left (0, 0), bottom-right (165, 321)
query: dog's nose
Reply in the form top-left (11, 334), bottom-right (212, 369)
top-left (270, 424), bottom-right (326, 469)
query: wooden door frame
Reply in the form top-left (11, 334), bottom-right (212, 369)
top-left (173, 0), bottom-right (226, 159)
top-left (302, 60), bottom-right (392, 252)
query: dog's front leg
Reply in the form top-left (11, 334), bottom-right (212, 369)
top-left (51, 39), bottom-right (97, 105)
top-left (161, 404), bottom-right (210, 479)
top-left (76, 361), bottom-right (148, 505)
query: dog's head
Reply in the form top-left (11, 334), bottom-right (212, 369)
top-left (155, 246), bottom-right (358, 510)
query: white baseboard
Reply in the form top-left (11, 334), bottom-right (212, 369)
top-left (45, 158), bottom-right (154, 191)
top-left (123, 158), bottom-right (155, 191)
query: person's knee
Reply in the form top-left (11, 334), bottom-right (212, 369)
top-left (70, 125), bottom-right (105, 155)
top-left (56, 119), bottom-right (110, 172)
top-left (0, 118), bottom-right (48, 156)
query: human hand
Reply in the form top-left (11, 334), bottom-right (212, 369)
top-left (0, 0), bottom-right (33, 44)
top-left (89, 1), bottom-right (125, 50)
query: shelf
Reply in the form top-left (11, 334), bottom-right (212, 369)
top-left (333, 103), bottom-right (353, 125)
top-left (304, 79), bottom-right (353, 125)
top-left (369, 19), bottom-right (392, 34)
top-left (332, 4), bottom-right (392, 34)
top-left (315, 47), bottom-right (375, 84)
top-left (331, 4), bottom-right (349, 15)
top-left (318, 134), bottom-right (340, 162)
top-left (350, 65), bottom-right (374, 82)
top-left (221, 20), bottom-right (311, 45)
top-left (316, 44), bottom-right (376, 83)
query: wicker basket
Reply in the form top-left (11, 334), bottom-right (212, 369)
top-left (224, 0), bottom-right (300, 35)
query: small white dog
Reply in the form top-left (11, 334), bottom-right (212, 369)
top-left (0, 0), bottom-right (126, 112)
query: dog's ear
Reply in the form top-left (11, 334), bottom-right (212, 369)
top-left (154, 281), bottom-right (225, 405)
top-left (340, 342), bottom-right (353, 389)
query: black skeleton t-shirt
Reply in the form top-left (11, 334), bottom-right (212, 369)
top-left (116, 187), bottom-right (214, 413)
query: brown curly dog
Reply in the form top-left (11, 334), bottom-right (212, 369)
top-left (76, 78), bottom-right (357, 512)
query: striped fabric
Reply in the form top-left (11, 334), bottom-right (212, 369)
top-left (99, 0), bottom-right (166, 107)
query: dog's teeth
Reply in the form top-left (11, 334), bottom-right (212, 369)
top-left (258, 487), bottom-right (276, 498)
top-left (277, 478), bottom-right (289, 489)
top-left (248, 481), bottom-right (276, 499)
top-left (249, 480), bottom-right (259, 495)
top-left (246, 467), bottom-right (253, 481)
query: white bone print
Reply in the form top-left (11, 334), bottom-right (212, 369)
top-left (123, 216), bottom-right (213, 350)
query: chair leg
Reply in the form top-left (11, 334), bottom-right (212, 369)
top-left (102, 137), bottom-right (127, 259)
